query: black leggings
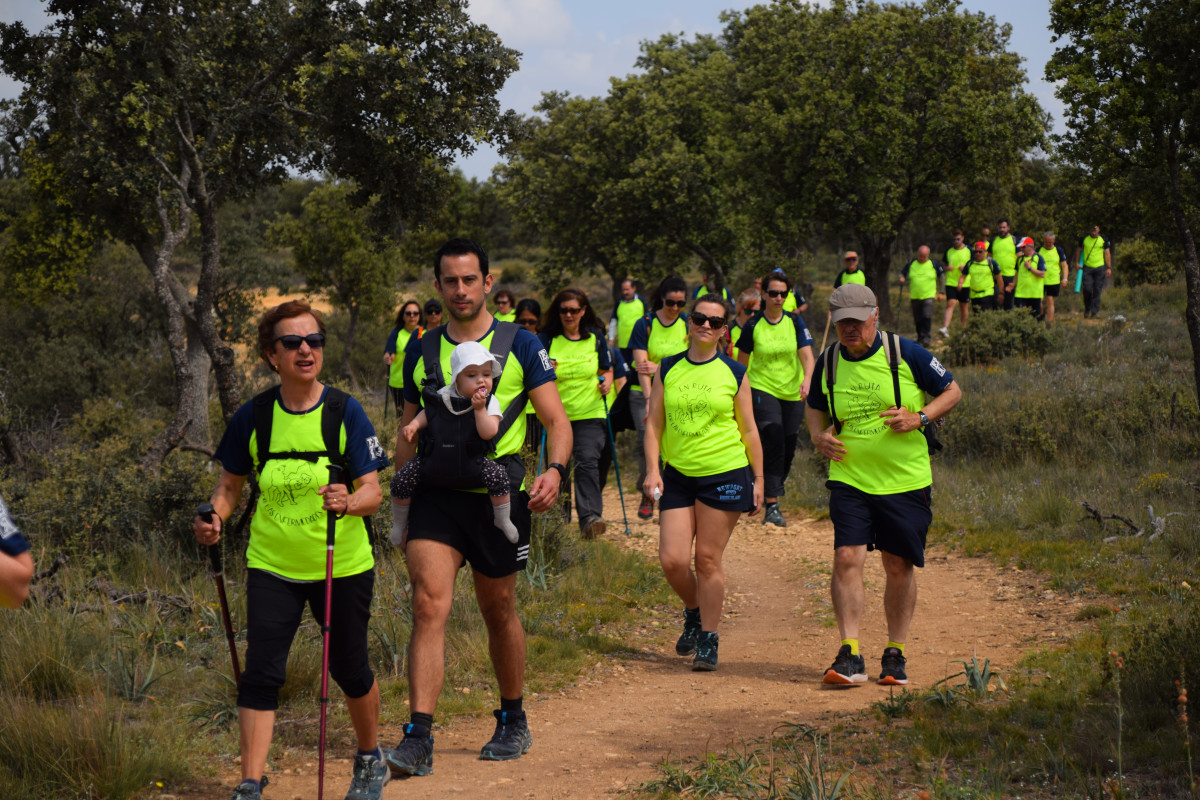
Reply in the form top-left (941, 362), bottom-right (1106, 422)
top-left (238, 568), bottom-right (376, 711)
top-left (752, 389), bottom-right (803, 498)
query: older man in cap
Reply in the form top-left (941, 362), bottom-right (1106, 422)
top-left (806, 284), bottom-right (962, 687)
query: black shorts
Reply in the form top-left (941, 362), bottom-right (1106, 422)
top-left (408, 485), bottom-right (531, 578)
top-left (970, 294), bottom-right (997, 312)
top-left (660, 463), bottom-right (756, 513)
top-left (239, 568), bottom-right (375, 711)
top-left (1044, 284), bottom-right (1061, 297)
top-left (827, 481), bottom-right (932, 568)
top-left (945, 285), bottom-right (969, 303)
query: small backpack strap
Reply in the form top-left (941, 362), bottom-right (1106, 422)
top-left (420, 325), bottom-right (446, 391)
top-left (488, 321), bottom-right (527, 445)
top-left (321, 387), bottom-right (350, 472)
top-left (823, 342), bottom-right (842, 434)
top-left (252, 388), bottom-right (278, 475)
top-left (881, 331), bottom-right (902, 410)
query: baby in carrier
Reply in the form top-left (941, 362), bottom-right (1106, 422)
top-left (389, 340), bottom-right (519, 544)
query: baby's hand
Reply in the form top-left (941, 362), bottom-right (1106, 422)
top-left (471, 386), bottom-right (488, 410)
top-left (403, 422), bottom-right (419, 442)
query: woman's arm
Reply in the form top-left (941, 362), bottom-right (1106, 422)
top-left (194, 469), bottom-right (249, 546)
top-left (345, 471), bottom-right (382, 517)
top-left (733, 374), bottom-right (764, 514)
top-left (798, 345), bottom-right (815, 401)
top-left (642, 372), bottom-right (666, 499)
top-left (633, 348), bottom-right (654, 396)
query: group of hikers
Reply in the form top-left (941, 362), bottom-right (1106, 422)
top-left (190, 236), bottom-right (967, 800)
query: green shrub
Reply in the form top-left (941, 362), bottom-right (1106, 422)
top-left (944, 308), bottom-right (1057, 365)
top-left (1113, 236), bottom-right (1177, 287)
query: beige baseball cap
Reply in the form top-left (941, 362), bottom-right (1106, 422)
top-left (829, 284), bottom-right (877, 323)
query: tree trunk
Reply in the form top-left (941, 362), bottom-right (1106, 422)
top-left (677, 238), bottom-right (726, 299)
top-left (140, 190), bottom-right (206, 468)
top-left (193, 191), bottom-right (241, 424)
top-left (860, 234), bottom-right (897, 326)
top-left (1166, 137), bottom-right (1200, 411)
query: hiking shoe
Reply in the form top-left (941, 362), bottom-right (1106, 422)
top-left (582, 517), bottom-right (606, 539)
top-left (938, 326), bottom-right (949, 337)
top-left (345, 751), bottom-right (391, 800)
top-left (822, 644), bottom-right (868, 685)
top-left (385, 726), bottom-right (434, 777)
top-left (763, 502), bottom-right (785, 527)
top-left (878, 647), bottom-right (908, 686)
top-left (675, 607), bottom-right (702, 656)
top-left (230, 778), bottom-right (267, 800)
top-left (480, 710), bottom-right (533, 761)
top-left (638, 494), bottom-right (654, 520)
top-left (692, 631), bottom-right (719, 671)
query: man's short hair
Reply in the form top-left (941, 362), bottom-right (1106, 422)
top-left (434, 238), bottom-right (489, 280)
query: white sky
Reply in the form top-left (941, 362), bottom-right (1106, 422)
top-left (2, 0), bottom-right (1065, 180)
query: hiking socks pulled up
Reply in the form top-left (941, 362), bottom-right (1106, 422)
top-left (492, 500), bottom-right (519, 544)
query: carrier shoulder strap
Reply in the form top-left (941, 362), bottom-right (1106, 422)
top-left (253, 386), bottom-right (350, 474)
top-left (823, 342), bottom-right (842, 434)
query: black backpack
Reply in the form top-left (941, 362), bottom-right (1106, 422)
top-left (822, 331), bottom-right (944, 455)
top-left (416, 322), bottom-right (529, 490)
top-left (226, 386), bottom-right (373, 543)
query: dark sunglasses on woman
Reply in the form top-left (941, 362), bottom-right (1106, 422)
top-left (274, 333), bottom-right (326, 350)
top-left (691, 313), bottom-right (727, 329)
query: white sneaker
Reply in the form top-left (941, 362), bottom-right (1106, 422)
top-left (938, 326), bottom-right (949, 337)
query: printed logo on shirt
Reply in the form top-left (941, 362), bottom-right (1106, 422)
top-left (0, 497), bottom-right (19, 541)
top-left (666, 382), bottom-right (714, 437)
top-left (262, 464), bottom-right (323, 527)
top-left (538, 348), bottom-right (552, 373)
top-left (367, 436), bottom-right (385, 461)
top-left (844, 380), bottom-right (889, 436)
top-left (929, 357), bottom-right (946, 378)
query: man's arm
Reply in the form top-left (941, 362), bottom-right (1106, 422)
top-left (806, 405), bottom-right (846, 463)
top-left (527, 382), bottom-right (572, 512)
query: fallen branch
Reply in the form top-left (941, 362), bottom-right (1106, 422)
top-left (32, 553), bottom-right (68, 583)
top-left (1079, 500), bottom-right (1143, 537)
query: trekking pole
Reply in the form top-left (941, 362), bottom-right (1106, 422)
top-left (819, 310), bottom-right (832, 351)
top-left (382, 373), bottom-right (391, 427)
top-left (197, 503), bottom-right (241, 685)
top-left (536, 427), bottom-right (547, 477)
top-left (599, 376), bottom-right (631, 534)
top-left (316, 464), bottom-right (345, 800)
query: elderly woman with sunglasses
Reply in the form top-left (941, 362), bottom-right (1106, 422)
top-left (539, 289), bottom-right (614, 538)
top-left (644, 294), bottom-right (763, 672)
top-left (628, 275), bottom-right (690, 520)
top-left (735, 270), bottom-right (815, 528)
top-left (194, 300), bottom-right (391, 800)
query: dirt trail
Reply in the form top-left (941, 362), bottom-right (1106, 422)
top-left (203, 487), bottom-right (1082, 800)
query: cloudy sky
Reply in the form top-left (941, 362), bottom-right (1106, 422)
top-left (2, 0), bottom-right (1064, 180)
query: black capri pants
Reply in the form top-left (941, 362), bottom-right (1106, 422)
top-left (238, 567), bottom-right (376, 711)
top-left (752, 388), bottom-right (804, 499)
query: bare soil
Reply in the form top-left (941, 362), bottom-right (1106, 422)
top-left (182, 486), bottom-right (1083, 800)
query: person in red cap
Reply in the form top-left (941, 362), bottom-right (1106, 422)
top-left (806, 284), bottom-right (962, 688)
top-left (1012, 237), bottom-right (1047, 318)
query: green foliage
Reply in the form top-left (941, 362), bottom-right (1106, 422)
top-left (1113, 235), bottom-right (1178, 287)
top-left (943, 309), bottom-right (1057, 366)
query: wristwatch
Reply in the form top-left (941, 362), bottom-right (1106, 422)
top-left (918, 410), bottom-right (930, 427)
top-left (548, 462), bottom-right (568, 482)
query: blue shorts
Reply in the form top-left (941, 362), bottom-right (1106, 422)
top-left (660, 464), bottom-right (756, 512)
top-left (827, 481), bottom-right (932, 567)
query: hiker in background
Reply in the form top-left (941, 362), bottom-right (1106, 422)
top-left (609, 277), bottom-right (647, 365)
top-left (833, 251), bottom-right (867, 288)
top-left (939, 229), bottom-right (972, 337)
top-left (1038, 233), bottom-right (1069, 324)
top-left (729, 289), bottom-right (762, 361)
top-left (423, 299), bottom-right (443, 330)
top-left (1075, 224), bottom-right (1113, 318)
top-left (492, 289), bottom-right (517, 323)
top-left (1012, 237), bottom-right (1047, 319)
top-left (898, 246), bottom-right (944, 348)
top-left (989, 219), bottom-right (1020, 311)
top-left (692, 269), bottom-right (733, 303)
top-left (384, 300), bottom-right (424, 409)
top-left (956, 242), bottom-right (1003, 318)
top-left (516, 298), bottom-right (545, 452)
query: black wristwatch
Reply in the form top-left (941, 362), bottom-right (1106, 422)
top-left (548, 462), bottom-right (568, 482)
top-left (918, 410), bottom-right (930, 427)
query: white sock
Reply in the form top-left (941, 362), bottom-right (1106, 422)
top-left (390, 502), bottom-right (411, 547)
top-left (493, 502), bottom-right (519, 544)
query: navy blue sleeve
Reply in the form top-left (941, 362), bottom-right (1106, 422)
top-left (735, 315), bottom-right (757, 353)
top-left (792, 313), bottom-right (815, 349)
top-left (595, 334), bottom-right (612, 370)
top-left (342, 396), bottom-right (390, 481)
top-left (833, 271), bottom-right (844, 289)
top-left (898, 337), bottom-right (955, 396)
top-left (900, 260), bottom-right (912, 279)
top-left (0, 494), bottom-right (30, 557)
top-left (658, 351), bottom-right (685, 383)
top-left (806, 351), bottom-right (829, 413)
top-left (512, 328), bottom-right (556, 391)
top-left (1056, 245), bottom-right (1067, 263)
top-left (719, 353), bottom-right (747, 386)
top-left (627, 316), bottom-right (650, 352)
top-left (609, 345), bottom-right (630, 380)
top-left (1037, 254), bottom-right (1047, 271)
top-left (793, 289), bottom-right (807, 306)
top-left (943, 249), bottom-right (953, 265)
top-left (537, 332), bottom-right (552, 351)
top-left (933, 259), bottom-right (944, 275)
top-left (401, 330), bottom-right (426, 404)
top-left (213, 399), bottom-right (258, 476)
top-left (989, 259), bottom-right (1000, 276)
top-left (1103, 235), bottom-right (1112, 251)
top-left (383, 327), bottom-right (399, 355)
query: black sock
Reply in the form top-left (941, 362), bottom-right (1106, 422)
top-left (684, 606), bottom-right (700, 620)
top-left (407, 712), bottom-right (433, 738)
top-left (499, 695), bottom-right (523, 714)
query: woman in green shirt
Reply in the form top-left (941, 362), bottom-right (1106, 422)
top-left (540, 289), bottom-right (614, 538)
top-left (384, 300), bottom-right (424, 408)
top-left (644, 294), bottom-right (764, 672)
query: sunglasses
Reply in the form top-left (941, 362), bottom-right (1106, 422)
top-left (559, 306), bottom-right (582, 315)
top-left (403, 310), bottom-right (420, 316)
top-left (663, 298), bottom-right (687, 308)
top-left (765, 289), bottom-right (788, 298)
top-left (845, 257), bottom-right (858, 262)
top-left (518, 317), bottom-right (539, 326)
top-left (953, 237), bottom-right (963, 242)
top-left (691, 313), bottom-right (727, 329)
top-left (743, 305), bottom-right (760, 313)
top-left (274, 333), bottom-right (326, 350)
top-left (496, 298), bottom-right (511, 305)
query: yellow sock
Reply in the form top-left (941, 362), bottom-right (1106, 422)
top-left (841, 638), bottom-right (859, 656)
top-left (886, 640), bottom-right (905, 655)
